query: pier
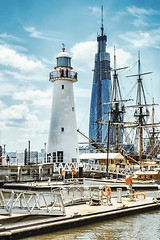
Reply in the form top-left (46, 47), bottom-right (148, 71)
top-left (0, 162), bottom-right (129, 184)
top-left (3, 180), bottom-right (160, 191)
top-left (0, 189), bottom-right (160, 239)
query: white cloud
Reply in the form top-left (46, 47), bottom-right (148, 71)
top-left (119, 28), bottom-right (160, 48)
top-left (0, 82), bottom-right (18, 96)
top-left (111, 10), bottom-right (127, 22)
top-left (0, 45), bottom-right (44, 72)
top-left (4, 69), bottom-right (48, 82)
top-left (88, 6), bottom-right (101, 18)
top-left (71, 41), bottom-right (97, 71)
top-left (132, 18), bottom-right (148, 27)
top-left (13, 89), bottom-right (52, 108)
top-left (127, 6), bottom-right (159, 18)
top-left (0, 33), bottom-right (23, 42)
top-left (74, 87), bottom-right (91, 98)
top-left (24, 26), bottom-right (49, 40)
top-left (108, 47), bottom-right (133, 67)
top-left (71, 41), bottom-right (132, 71)
top-left (24, 26), bottom-right (58, 41)
top-left (127, 6), bottom-right (159, 27)
top-left (0, 100), bottom-right (7, 109)
top-left (112, 6), bottom-right (159, 27)
top-left (1, 104), bottom-right (32, 127)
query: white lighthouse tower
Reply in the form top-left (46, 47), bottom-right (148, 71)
top-left (47, 44), bottom-right (79, 163)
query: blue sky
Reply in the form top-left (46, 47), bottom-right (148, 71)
top-left (0, 0), bottom-right (160, 152)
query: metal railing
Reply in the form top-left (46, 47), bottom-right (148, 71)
top-left (52, 162), bottom-right (130, 175)
top-left (51, 181), bottom-right (100, 205)
top-left (0, 189), bottom-right (65, 216)
top-left (51, 181), bottom-right (117, 206)
top-left (49, 70), bottom-right (77, 80)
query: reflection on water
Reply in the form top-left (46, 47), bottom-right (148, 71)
top-left (25, 210), bottom-right (160, 240)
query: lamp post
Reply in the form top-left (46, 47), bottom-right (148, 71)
top-left (3, 144), bottom-right (6, 155)
top-left (3, 144), bottom-right (6, 164)
top-left (28, 141), bottom-right (30, 165)
top-left (44, 143), bottom-right (47, 163)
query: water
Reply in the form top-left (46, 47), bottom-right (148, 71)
top-left (25, 210), bottom-right (160, 240)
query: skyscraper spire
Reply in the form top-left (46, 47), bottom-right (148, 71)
top-left (89, 6), bottom-right (111, 147)
top-left (101, 5), bottom-right (104, 36)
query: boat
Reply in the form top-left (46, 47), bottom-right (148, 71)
top-left (121, 52), bottom-right (160, 181)
top-left (79, 48), bottom-right (160, 180)
top-left (132, 168), bottom-right (160, 182)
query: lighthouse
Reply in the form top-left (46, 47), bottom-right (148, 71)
top-left (47, 44), bottom-right (79, 163)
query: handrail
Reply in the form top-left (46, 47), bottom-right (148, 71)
top-left (0, 189), bottom-right (65, 216)
top-left (49, 70), bottom-right (77, 80)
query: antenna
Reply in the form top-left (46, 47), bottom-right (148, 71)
top-left (62, 43), bottom-right (65, 52)
top-left (101, 5), bottom-right (104, 36)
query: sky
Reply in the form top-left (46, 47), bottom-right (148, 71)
top-left (0, 0), bottom-right (160, 153)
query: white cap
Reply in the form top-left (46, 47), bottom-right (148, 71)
top-left (57, 51), bottom-right (71, 58)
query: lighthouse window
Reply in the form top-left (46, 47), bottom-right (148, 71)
top-left (57, 57), bottom-right (71, 67)
top-left (72, 107), bottom-right (74, 111)
top-left (72, 158), bottom-right (77, 163)
top-left (47, 153), bottom-right (51, 163)
top-left (57, 151), bottom-right (63, 162)
top-left (53, 152), bottom-right (56, 162)
top-left (62, 85), bottom-right (64, 89)
top-left (61, 127), bottom-right (64, 132)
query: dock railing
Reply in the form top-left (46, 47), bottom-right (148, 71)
top-left (51, 179), bottom-right (102, 205)
top-left (0, 189), bottom-right (65, 216)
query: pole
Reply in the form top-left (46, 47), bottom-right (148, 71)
top-left (106, 120), bottom-right (111, 178)
top-left (3, 144), bottom-right (6, 164)
top-left (44, 143), bottom-right (46, 163)
top-left (138, 52), bottom-right (143, 170)
top-left (28, 140), bottom-right (30, 165)
top-left (3, 144), bottom-right (6, 155)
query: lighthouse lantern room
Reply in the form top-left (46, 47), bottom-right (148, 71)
top-left (47, 44), bottom-right (79, 163)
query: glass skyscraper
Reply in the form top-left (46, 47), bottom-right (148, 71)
top-left (89, 20), bottom-right (111, 146)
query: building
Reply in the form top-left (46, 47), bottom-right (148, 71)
top-left (80, 152), bottom-right (125, 165)
top-left (47, 45), bottom-right (79, 163)
top-left (89, 6), bottom-right (111, 147)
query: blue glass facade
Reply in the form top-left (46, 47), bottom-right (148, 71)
top-left (89, 29), bottom-right (111, 146)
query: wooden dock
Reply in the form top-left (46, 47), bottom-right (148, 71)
top-left (0, 196), bottom-right (160, 239)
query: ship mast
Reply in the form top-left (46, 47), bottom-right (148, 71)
top-left (152, 98), bottom-right (155, 156)
top-left (138, 51), bottom-right (143, 169)
top-left (148, 97), bottom-right (160, 157)
top-left (127, 52), bottom-right (151, 169)
top-left (113, 47), bottom-right (123, 152)
top-left (107, 47), bottom-right (129, 152)
top-left (97, 47), bottom-right (130, 153)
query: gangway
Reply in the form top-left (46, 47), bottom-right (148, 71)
top-left (0, 189), bottom-right (65, 216)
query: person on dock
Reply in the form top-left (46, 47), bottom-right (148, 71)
top-left (6, 155), bottom-right (10, 165)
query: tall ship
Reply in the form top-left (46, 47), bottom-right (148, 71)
top-left (124, 52), bottom-right (160, 165)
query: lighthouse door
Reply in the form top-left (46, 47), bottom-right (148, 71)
top-left (57, 151), bottom-right (63, 162)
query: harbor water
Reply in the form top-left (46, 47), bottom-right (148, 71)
top-left (25, 209), bottom-right (160, 240)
